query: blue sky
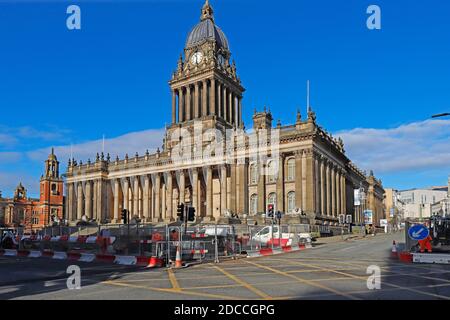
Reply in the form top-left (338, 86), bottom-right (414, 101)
top-left (0, 0), bottom-right (449, 197)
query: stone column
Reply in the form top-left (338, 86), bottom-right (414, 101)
top-left (229, 161), bottom-right (237, 213)
top-left (331, 165), bottom-right (336, 217)
top-left (77, 182), bottom-right (83, 220)
top-left (210, 78), bottom-right (216, 116)
top-left (202, 80), bottom-right (208, 116)
top-left (67, 183), bottom-right (74, 221)
top-left (336, 168), bottom-right (341, 216)
top-left (220, 164), bottom-right (227, 215)
top-left (228, 91), bottom-right (233, 125)
top-left (123, 178), bottom-right (129, 213)
top-left (315, 154), bottom-right (321, 215)
top-left (223, 85), bottom-right (228, 122)
top-left (320, 157), bottom-right (325, 216)
top-left (154, 173), bottom-right (161, 221)
top-left (217, 83), bottom-right (222, 118)
top-left (186, 85), bottom-right (191, 121)
top-left (194, 82), bottom-right (200, 118)
top-left (179, 170), bottom-right (185, 204)
top-left (84, 181), bottom-right (92, 219)
top-left (143, 175), bottom-right (150, 221)
top-left (237, 160), bottom-right (249, 214)
top-left (295, 151), bottom-right (303, 210)
top-left (113, 179), bottom-right (120, 222)
top-left (167, 172), bottom-right (173, 221)
top-left (238, 97), bottom-right (242, 128)
top-left (133, 177), bottom-right (139, 217)
top-left (172, 89), bottom-right (177, 124)
top-left (234, 95), bottom-right (239, 127)
top-left (257, 163), bottom-right (266, 213)
top-left (192, 168), bottom-right (198, 214)
top-left (161, 181), bottom-right (166, 220)
top-left (276, 156), bottom-right (285, 212)
top-left (341, 174), bottom-right (346, 215)
top-left (326, 162), bottom-right (331, 216)
top-left (206, 166), bottom-right (213, 220)
top-left (97, 179), bottom-right (104, 222)
top-left (179, 88), bottom-right (185, 122)
top-left (92, 180), bottom-right (98, 220)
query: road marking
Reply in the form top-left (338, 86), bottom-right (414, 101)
top-left (297, 257), bottom-right (450, 286)
top-left (273, 258), bottom-right (450, 300)
top-left (244, 260), bottom-right (360, 300)
top-left (167, 269), bottom-right (181, 292)
top-left (212, 265), bottom-right (272, 300)
top-left (102, 280), bottom-right (241, 300)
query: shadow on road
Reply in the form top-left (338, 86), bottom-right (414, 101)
top-left (0, 257), bottom-right (150, 299)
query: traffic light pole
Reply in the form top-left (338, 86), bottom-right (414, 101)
top-left (184, 205), bottom-right (188, 237)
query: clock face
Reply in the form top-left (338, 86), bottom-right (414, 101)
top-left (190, 51), bottom-right (203, 65)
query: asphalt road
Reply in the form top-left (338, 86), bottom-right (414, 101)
top-left (1, 231), bottom-right (450, 300)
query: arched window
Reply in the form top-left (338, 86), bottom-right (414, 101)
top-left (250, 194), bottom-right (258, 215)
top-left (287, 191), bottom-right (296, 213)
top-left (249, 163), bottom-right (258, 184)
top-left (267, 161), bottom-right (276, 183)
top-left (267, 193), bottom-right (277, 211)
top-left (286, 158), bottom-right (295, 181)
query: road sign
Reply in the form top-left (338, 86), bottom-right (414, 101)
top-left (346, 215), bottom-right (352, 224)
top-left (363, 210), bottom-right (373, 224)
top-left (390, 208), bottom-right (395, 218)
top-left (380, 219), bottom-right (388, 227)
top-left (408, 224), bottom-right (429, 241)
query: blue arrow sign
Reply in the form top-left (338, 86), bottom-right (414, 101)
top-left (408, 224), bottom-right (429, 241)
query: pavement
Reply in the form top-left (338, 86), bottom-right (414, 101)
top-left (1, 231), bottom-right (450, 300)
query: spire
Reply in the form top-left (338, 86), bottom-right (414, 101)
top-left (201, 0), bottom-right (214, 22)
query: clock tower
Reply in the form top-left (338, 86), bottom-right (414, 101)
top-left (168, 0), bottom-right (245, 146)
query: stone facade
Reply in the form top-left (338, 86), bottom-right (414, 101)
top-left (0, 149), bottom-right (64, 231)
top-left (64, 0), bottom-right (385, 227)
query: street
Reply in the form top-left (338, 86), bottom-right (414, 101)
top-left (1, 232), bottom-right (450, 300)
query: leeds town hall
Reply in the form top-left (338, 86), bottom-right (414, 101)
top-left (65, 1), bottom-right (385, 227)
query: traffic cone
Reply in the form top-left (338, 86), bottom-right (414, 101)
top-left (391, 240), bottom-right (398, 258)
top-left (175, 246), bottom-right (182, 268)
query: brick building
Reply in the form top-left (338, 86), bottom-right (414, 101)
top-left (0, 149), bottom-right (64, 232)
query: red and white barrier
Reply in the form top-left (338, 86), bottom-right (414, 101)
top-left (247, 243), bottom-right (311, 258)
top-left (0, 248), bottom-right (151, 266)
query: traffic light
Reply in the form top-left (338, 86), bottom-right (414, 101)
top-left (276, 211), bottom-right (282, 220)
top-left (267, 204), bottom-right (274, 218)
top-left (121, 209), bottom-right (128, 224)
top-left (177, 203), bottom-right (185, 221)
top-left (187, 207), bottom-right (196, 222)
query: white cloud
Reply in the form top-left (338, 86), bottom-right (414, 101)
top-left (335, 119), bottom-right (450, 174)
top-left (27, 128), bottom-right (166, 165)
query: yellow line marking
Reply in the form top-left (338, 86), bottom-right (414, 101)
top-left (244, 259), bottom-right (360, 300)
top-left (272, 258), bottom-right (450, 300)
top-left (283, 257), bottom-right (450, 286)
top-left (212, 265), bottom-right (272, 300)
top-left (102, 280), bottom-right (240, 300)
top-left (167, 269), bottom-right (181, 292)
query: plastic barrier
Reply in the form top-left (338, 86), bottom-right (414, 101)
top-left (114, 255), bottom-right (137, 265)
top-left (28, 250), bottom-right (42, 258)
top-left (79, 253), bottom-right (96, 262)
top-left (52, 251), bottom-right (68, 260)
top-left (4, 249), bottom-right (17, 256)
